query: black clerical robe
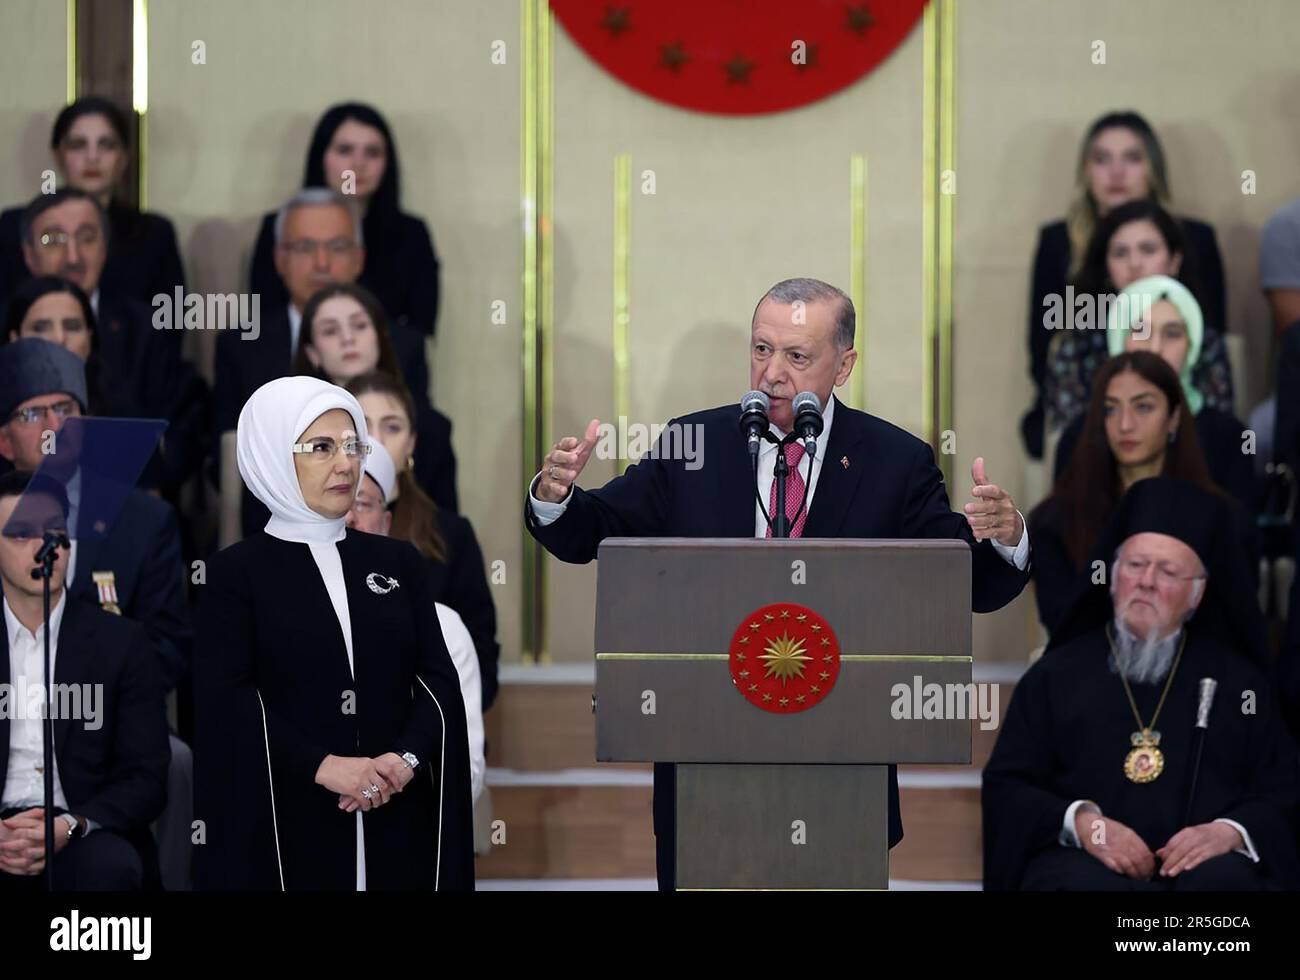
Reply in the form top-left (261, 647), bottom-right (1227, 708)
top-left (982, 626), bottom-right (1299, 890)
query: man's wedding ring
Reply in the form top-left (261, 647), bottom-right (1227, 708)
top-left (362, 788), bottom-right (373, 800)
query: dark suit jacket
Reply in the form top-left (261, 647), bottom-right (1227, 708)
top-left (1022, 216), bottom-right (1226, 457)
top-left (0, 202), bottom-right (186, 312)
top-left (192, 530), bottom-right (474, 890)
top-left (525, 396), bottom-right (1031, 881)
top-left (95, 290), bottom-right (210, 496)
top-left (0, 595), bottom-right (170, 842)
top-left (426, 510), bottom-right (499, 710)
top-left (69, 488), bottom-right (192, 693)
top-left (249, 210), bottom-right (441, 337)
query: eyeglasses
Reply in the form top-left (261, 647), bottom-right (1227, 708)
top-left (7, 399), bottom-right (78, 425)
top-left (38, 228), bottom-right (101, 250)
top-left (280, 238), bottom-right (356, 258)
top-left (1117, 558), bottom-right (1204, 586)
top-left (290, 436), bottom-right (371, 460)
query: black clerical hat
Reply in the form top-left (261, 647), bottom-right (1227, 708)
top-left (1046, 476), bottom-right (1266, 663)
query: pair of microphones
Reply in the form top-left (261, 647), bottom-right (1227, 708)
top-left (739, 390), bottom-right (824, 460)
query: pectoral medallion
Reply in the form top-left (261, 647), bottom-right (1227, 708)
top-left (1123, 728), bottom-right (1164, 783)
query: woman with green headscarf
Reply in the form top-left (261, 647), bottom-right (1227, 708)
top-left (1055, 274), bottom-right (1255, 509)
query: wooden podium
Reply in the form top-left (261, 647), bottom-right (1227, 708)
top-left (593, 538), bottom-right (973, 889)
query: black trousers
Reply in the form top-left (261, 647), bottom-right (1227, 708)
top-left (1021, 846), bottom-right (1269, 891)
top-left (0, 807), bottom-right (144, 891)
top-left (653, 764), bottom-right (675, 891)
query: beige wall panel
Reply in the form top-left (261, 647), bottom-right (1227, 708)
top-left (0, 1), bottom-right (69, 210)
top-left (547, 24), bottom-right (926, 661)
top-left (957, 0), bottom-right (1300, 662)
top-left (147, 0), bottom-right (523, 661)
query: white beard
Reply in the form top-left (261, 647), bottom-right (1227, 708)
top-left (1111, 616), bottom-right (1181, 684)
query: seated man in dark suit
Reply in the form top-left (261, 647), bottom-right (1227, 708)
top-left (212, 188), bottom-right (429, 446)
top-left (0, 469), bottom-right (170, 890)
top-left (18, 189), bottom-right (209, 498)
top-left (524, 277), bottom-right (1032, 889)
top-left (0, 339), bottom-right (192, 694)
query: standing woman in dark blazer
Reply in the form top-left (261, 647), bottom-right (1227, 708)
top-left (193, 377), bottom-right (474, 890)
top-left (0, 97), bottom-right (185, 309)
top-left (249, 103), bottom-right (441, 338)
top-left (1022, 110), bottom-right (1226, 458)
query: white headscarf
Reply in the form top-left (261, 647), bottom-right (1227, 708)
top-left (362, 439), bottom-right (397, 503)
top-left (237, 376), bottom-right (369, 544)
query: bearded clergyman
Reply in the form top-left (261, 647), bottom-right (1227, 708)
top-left (983, 476), bottom-right (1298, 890)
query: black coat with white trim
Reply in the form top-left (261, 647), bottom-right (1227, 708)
top-left (192, 529), bottom-right (474, 890)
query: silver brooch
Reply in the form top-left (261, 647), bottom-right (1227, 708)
top-left (366, 572), bottom-right (400, 595)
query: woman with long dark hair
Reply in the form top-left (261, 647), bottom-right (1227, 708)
top-left (347, 370), bottom-right (499, 711)
top-left (1021, 110), bottom-right (1225, 458)
top-left (248, 103), bottom-right (440, 337)
top-left (1030, 351), bottom-right (1222, 634)
top-left (0, 96), bottom-right (186, 308)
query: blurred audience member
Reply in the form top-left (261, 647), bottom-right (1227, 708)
top-left (248, 103), bottom-right (440, 338)
top-left (1022, 111), bottom-right (1225, 458)
top-left (1031, 352), bottom-right (1224, 634)
top-left (0, 97), bottom-right (185, 310)
top-left (213, 189), bottom-right (428, 452)
top-left (1055, 276), bottom-right (1253, 510)
top-left (348, 371), bottom-right (498, 710)
top-left (1046, 200), bottom-right (1234, 438)
top-left (1259, 196), bottom-right (1300, 337)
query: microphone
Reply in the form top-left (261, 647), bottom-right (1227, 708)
top-left (792, 391), bottom-right (824, 457)
top-left (739, 390), bottom-right (770, 460)
top-left (1195, 678), bottom-right (1218, 729)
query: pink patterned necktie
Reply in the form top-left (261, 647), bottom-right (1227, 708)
top-left (766, 440), bottom-right (808, 538)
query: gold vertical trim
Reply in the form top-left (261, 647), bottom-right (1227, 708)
top-left (849, 153), bottom-right (867, 411)
top-left (133, 0), bottom-right (149, 209)
top-left (520, 0), bottom-right (540, 663)
top-left (521, 0), bottom-right (554, 663)
top-left (65, 0), bottom-right (77, 103)
top-left (938, 0), bottom-right (956, 488)
top-left (922, 0), bottom-right (956, 486)
top-left (613, 153), bottom-right (632, 470)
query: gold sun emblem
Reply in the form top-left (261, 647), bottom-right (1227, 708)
top-left (760, 631), bottom-right (812, 683)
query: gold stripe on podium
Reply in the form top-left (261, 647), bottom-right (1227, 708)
top-left (596, 653), bottom-right (973, 662)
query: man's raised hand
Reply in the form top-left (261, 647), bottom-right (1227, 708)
top-left (963, 456), bottom-right (1024, 548)
top-left (536, 419), bottom-right (600, 504)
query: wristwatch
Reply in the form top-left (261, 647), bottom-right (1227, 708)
top-left (61, 814), bottom-right (84, 839)
top-left (399, 751), bottom-right (419, 770)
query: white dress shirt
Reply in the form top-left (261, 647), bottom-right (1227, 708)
top-left (435, 604), bottom-right (486, 803)
top-left (528, 396), bottom-right (1030, 570)
top-left (2, 594), bottom-right (70, 813)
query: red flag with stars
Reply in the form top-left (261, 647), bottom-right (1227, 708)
top-left (729, 602), bottom-right (841, 713)
top-left (551, 0), bottom-right (927, 115)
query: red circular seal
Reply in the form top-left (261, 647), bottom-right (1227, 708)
top-left (551, 0), bottom-right (927, 116)
top-left (729, 603), bottom-right (840, 713)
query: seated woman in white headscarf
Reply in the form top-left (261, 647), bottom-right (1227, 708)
top-left (192, 376), bottom-right (474, 891)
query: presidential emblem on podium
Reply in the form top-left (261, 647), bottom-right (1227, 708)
top-left (728, 602), bottom-right (840, 713)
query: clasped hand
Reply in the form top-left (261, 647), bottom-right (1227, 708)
top-left (315, 753), bottom-right (415, 813)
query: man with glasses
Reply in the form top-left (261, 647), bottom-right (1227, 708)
top-left (15, 190), bottom-right (209, 501)
top-left (984, 476), bottom-right (1298, 891)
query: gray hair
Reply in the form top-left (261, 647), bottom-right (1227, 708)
top-left (273, 187), bottom-right (363, 247)
top-left (753, 277), bottom-right (855, 351)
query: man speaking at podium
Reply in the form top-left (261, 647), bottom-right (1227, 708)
top-left (524, 277), bottom-right (1031, 888)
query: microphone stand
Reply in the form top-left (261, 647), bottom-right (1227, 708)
top-left (31, 529), bottom-right (68, 891)
top-left (772, 439), bottom-right (790, 538)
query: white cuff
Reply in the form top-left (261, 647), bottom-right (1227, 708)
top-left (527, 472), bottom-right (571, 527)
top-left (990, 511), bottom-right (1031, 570)
top-left (1060, 799), bottom-right (1101, 848)
top-left (1214, 818), bottom-right (1260, 863)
